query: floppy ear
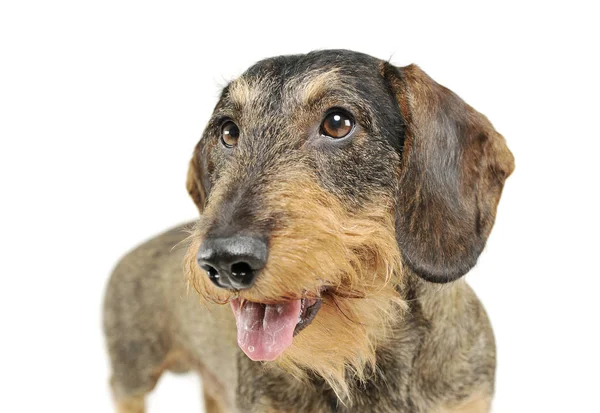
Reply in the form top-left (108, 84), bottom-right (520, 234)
top-left (384, 63), bottom-right (515, 283)
top-left (186, 137), bottom-right (213, 213)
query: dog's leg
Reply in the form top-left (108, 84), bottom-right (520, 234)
top-left (104, 245), bottom-right (181, 413)
top-left (109, 375), bottom-right (156, 413)
top-left (114, 395), bottom-right (146, 413)
top-left (199, 369), bottom-right (228, 413)
top-left (202, 384), bottom-right (226, 413)
top-left (449, 395), bottom-right (492, 413)
top-left (108, 348), bottom-right (196, 413)
top-left (433, 392), bottom-right (492, 413)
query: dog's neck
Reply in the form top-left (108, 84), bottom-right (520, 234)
top-left (238, 277), bottom-right (472, 411)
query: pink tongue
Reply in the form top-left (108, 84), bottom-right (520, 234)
top-left (230, 298), bottom-right (301, 361)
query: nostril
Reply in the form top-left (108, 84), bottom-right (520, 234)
top-left (231, 262), bottom-right (253, 279)
top-left (201, 264), bottom-right (220, 283)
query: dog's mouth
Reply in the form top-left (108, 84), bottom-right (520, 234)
top-left (230, 296), bottom-right (322, 361)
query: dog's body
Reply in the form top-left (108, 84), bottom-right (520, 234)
top-left (105, 225), bottom-right (495, 413)
top-left (104, 50), bottom-right (513, 413)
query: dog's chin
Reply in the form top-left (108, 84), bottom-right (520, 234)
top-left (230, 296), bottom-right (322, 361)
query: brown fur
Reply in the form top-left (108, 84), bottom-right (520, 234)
top-left (104, 50), bottom-right (513, 412)
top-left (116, 396), bottom-right (145, 413)
top-left (204, 382), bottom-right (228, 413)
top-left (186, 168), bottom-right (405, 399)
top-left (433, 390), bottom-right (492, 413)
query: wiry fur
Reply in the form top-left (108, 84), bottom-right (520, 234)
top-left (104, 49), bottom-right (514, 413)
top-left (186, 167), bottom-right (405, 399)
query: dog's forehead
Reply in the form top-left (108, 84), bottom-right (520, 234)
top-left (222, 51), bottom-right (388, 113)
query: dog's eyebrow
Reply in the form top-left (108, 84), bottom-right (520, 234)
top-left (226, 69), bottom-right (347, 110)
top-left (227, 77), bottom-right (252, 108)
top-left (285, 69), bottom-right (374, 127)
top-left (292, 69), bottom-right (342, 105)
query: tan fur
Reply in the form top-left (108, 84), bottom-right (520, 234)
top-left (186, 158), bottom-right (206, 212)
top-left (228, 75), bottom-right (281, 116)
top-left (230, 68), bottom-right (342, 109)
top-left (115, 396), bottom-right (145, 413)
top-left (186, 167), bottom-right (405, 400)
top-left (105, 50), bottom-right (513, 413)
top-left (433, 391), bottom-right (492, 413)
top-left (203, 383), bottom-right (227, 413)
top-left (291, 68), bottom-right (341, 105)
top-left (112, 350), bottom-right (192, 413)
top-left (197, 360), bottom-right (230, 412)
top-left (227, 77), bottom-right (252, 109)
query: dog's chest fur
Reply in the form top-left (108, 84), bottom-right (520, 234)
top-left (175, 274), bottom-right (494, 413)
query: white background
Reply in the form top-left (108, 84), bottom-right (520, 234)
top-left (1, 1), bottom-right (599, 412)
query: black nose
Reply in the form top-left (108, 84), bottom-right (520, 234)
top-left (196, 236), bottom-right (268, 290)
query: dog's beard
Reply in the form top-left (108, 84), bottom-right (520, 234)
top-left (184, 175), bottom-right (405, 401)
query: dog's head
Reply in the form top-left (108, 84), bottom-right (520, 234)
top-left (184, 50), bottom-right (514, 396)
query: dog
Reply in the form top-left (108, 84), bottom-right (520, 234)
top-left (103, 49), bottom-right (514, 413)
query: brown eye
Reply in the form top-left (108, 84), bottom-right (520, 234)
top-left (321, 111), bottom-right (354, 139)
top-left (221, 121), bottom-right (240, 148)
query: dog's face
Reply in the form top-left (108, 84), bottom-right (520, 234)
top-left (185, 50), bottom-right (514, 396)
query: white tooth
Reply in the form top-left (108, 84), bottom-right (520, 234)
top-left (298, 299), bottom-right (304, 322)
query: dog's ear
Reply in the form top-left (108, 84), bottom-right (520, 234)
top-left (186, 137), bottom-right (213, 213)
top-left (383, 63), bottom-right (514, 283)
